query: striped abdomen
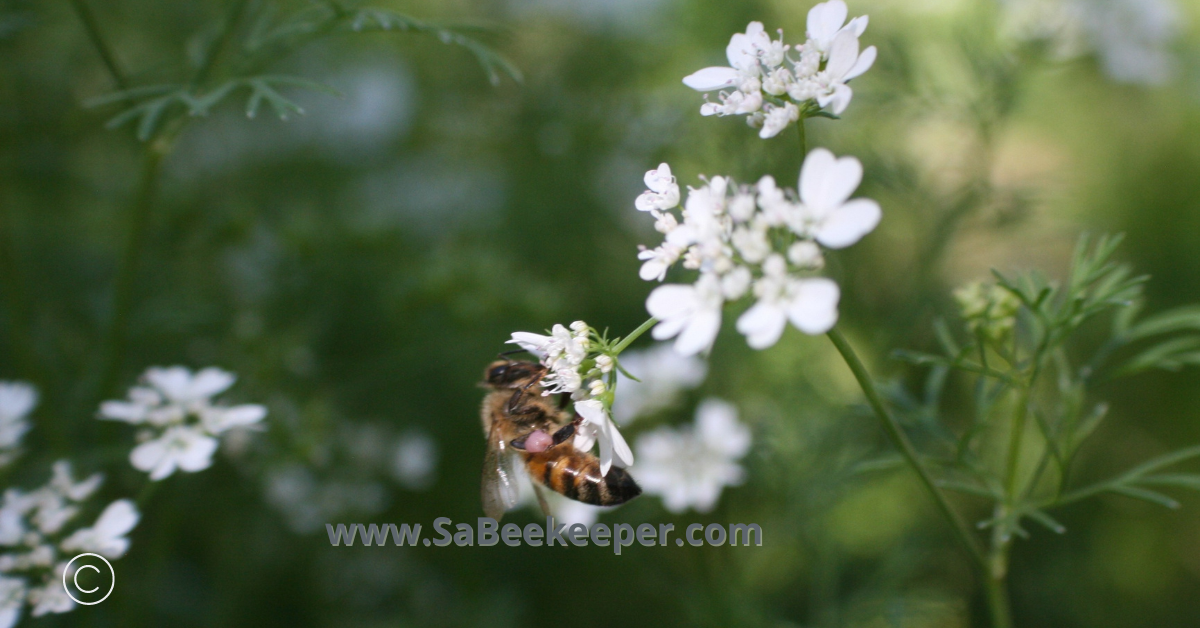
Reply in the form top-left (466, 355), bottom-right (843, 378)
top-left (524, 447), bottom-right (641, 506)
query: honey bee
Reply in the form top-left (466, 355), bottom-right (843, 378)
top-left (480, 358), bottom-right (641, 520)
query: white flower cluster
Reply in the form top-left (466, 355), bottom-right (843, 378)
top-left (0, 383), bottom-right (36, 468)
top-left (0, 462), bottom-right (139, 626)
top-left (99, 366), bottom-right (267, 481)
top-left (632, 399), bottom-right (751, 513)
top-left (636, 149), bottom-right (881, 356)
top-left (682, 0), bottom-right (876, 138)
top-left (507, 322), bottom-right (634, 475)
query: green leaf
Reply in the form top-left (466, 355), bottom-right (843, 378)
top-left (1113, 336), bottom-right (1200, 377)
top-left (1120, 445), bottom-right (1200, 480)
top-left (1109, 485), bottom-right (1180, 509)
top-left (1026, 509), bottom-right (1066, 534)
top-left (1138, 474), bottom-right (1200, 491)
top-left (1125, 305), bottom-right (1200, 340)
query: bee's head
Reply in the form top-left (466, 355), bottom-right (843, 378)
top-left (484, 360), bottom-right (540, 387)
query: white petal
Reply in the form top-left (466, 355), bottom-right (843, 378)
top-left (736, 301), bottom-right (788, 350)
top-left (682, 67), bottom-right (740, 91)
top-left (98, 401), bottom-right (145, 423)
top-left (176, 433), bottom-right (218, 472)
top-left (845, 15), bottom-right (868, 37)
top-left (205, 404), bottom-right (267, 433)
top-left (787, 279), bottom-right (840, 335)
top-left (808, 0), bottom-right (848, 48)
top-left (674, 308), bottom-right (721, 357)
top-left (815, 198), bottom-right (880, 248)
top-left (129, 439), bottom-right (167, 474)
top-left (646, 284), bottom-right (697, 321)
top-left (506, 332), bottom-right (551, 358)
top-left (187, 368), bottom-right (236, 399)
top-left (145, 367), bottom-right (192, 402)
top-left (826, 30), bottom-right (860, 79)
top-left (94, 499), bottom-right (140, 538)
top-left (800, 149), bottom-right (861, 212)
top-left (149, 456), bottom-right (177, 482)
top-left (828, 83), bottom-right (853, 115)
top-left (845, 45), bottom-right (877, 81)
top-left (639, 259), bottom-right (668, 282)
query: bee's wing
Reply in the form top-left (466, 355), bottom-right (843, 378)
top-left (481, 421), bottom-right (520, 521)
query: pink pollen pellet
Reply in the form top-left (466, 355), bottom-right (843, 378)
top-left (524, 430), bottom-right (553, 453)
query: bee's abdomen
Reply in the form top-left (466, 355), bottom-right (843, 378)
top-left (527, 449), bottom-right (642, 506)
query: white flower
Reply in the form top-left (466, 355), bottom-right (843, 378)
top-left (793, 148), bottom-right (881, 248)
top-left (391, 430), bottom-right (438, 490)
top-left (737, 277), bottom-right (841, 348)
top-left (573, 399), bottom-right (634, 476)
top-left (683, 22), bottom-right (772, 91)
top-left (145, 366), bottom-right (236, 405)
top-left (635, 163), bottom-right (681, 212)
top-left (130, 426), bottom-right (219, 481)
top-left (0, 576), bottom-right (25, 628)
top-left (806, 0), bottom-right (869, 55)
top-left (200, 404), bottom-right (267, 435)
top-left (632, 399), bottom-right (751, 513)
top-left (506, 331), bottom-right (554, 358)
top-left (638, 243), bottom-right (684, 282)
top-left (810, 30), bottom-right (876, 115)
top-left (98, 387), bottom-right (163, 425)
top-left (646, 273), bottom-right (725, 357)
top-left (60, 499), bottom-right (139, 559)
top-left (0, 383), bottom-right (36, 425)
top-left (102, 366), bottom-right (267, 479)
top-left (759, 102), bottom-right (800, 139)
top-left (0, 382), bottom-right (35, 453)
top-left (27, 578), bottom-right (72, 617)
top-left (611, 344), bottom-right (708, 425)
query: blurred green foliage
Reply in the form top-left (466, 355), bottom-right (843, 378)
top-left (1, 0), bottom-right (1200, 626)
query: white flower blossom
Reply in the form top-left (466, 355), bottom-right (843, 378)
top-left (59, 500), bottom-right (139, 559)
top-left (27, 578), bottom-right (72, 617)
top-left (793, 148), bottom-right (881, 249)
top-left (100, 366), bottom-right (267, 480)
top-left (646, 273), bottom-right (725, 357)
top-left (573, 399), bottom-right (634, 476)
top-left (635, 156), bottom-right (879, 356)
top-left (130, 425), bottom-right (219, 481)
top-left (632, 399), bottom-right (751, 513)
top-left (0, 576), bottom-right (24, 628)
top-left (635, 163), bottom-right (681, 212)
top-left (683, 3), bottom-right (875, 134)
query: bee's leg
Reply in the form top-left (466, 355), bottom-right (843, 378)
top-left (532, 484), bottom-right (553, 517)
top-left (506, 389), bottom-right (546, 416)
top-left (549, 415), bottom-right (582, 447)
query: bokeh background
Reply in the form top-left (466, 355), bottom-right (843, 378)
top-left (2, 0), bottom-right (1200, 626)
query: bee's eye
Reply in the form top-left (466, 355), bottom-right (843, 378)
top-left (487, 365), bottom-right (509, 383)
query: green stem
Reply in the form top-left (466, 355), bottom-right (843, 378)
top-left (826, 326), bottom-right (988, 572)
top-left (93, 129), bottom-right (177, 402)
top-left (194, 0), bottom-right (252, 88)
top-left (612, 317), bottom-right (657, 355)
top-left (984, 559), bottom-right (1014, 628)
top-left (67, 0), bottom-right (129, 89)
top-left (796, 117), bottom-right (807, 156)
top-left (1003, 385), bottom-right (1031, 499)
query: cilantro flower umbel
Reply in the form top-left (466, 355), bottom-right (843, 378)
top-left (635, 148), bottom-right (880, 356)
top-left (682, 0), bottom-right (877, 137)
